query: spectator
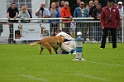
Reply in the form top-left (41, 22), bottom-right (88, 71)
top-left (60, 0), bottom-right (65, 8)
top-left (92, 3), bottom-right (102, 43)
top-left (92, 3), bottom-right (102, 19)
top-left (35, 2), bottom-right (50, 22)
top-left (73, 1), bottom-right (89, 40)
top-left (18, 6), bottom-right (30, 23)
top-left (117, 1), bottom-right (124, 16)
top-left (60, 1), bottom-right (72, 34)
top-left (117, 1), bottom-right (123, 41)
top-left (7, 2), bottom-right (19, 44)
top-left (25, 4), bottom-right (32, 18)
top-left (49, 2), bottom-right (60, 36)
top-left (74, 1), bottom-right (89, 18)
top-left (72, 0), bottom-right (81, 16)
top-left (100, 0), bottom-right (121, 49)
top-left (85, 3), bottom-right (90, 12)
top-left (74, 0), bottom-right (81, 8)
top-left (89, 0), bottom-right (99, 17)
top-left (55, 1), bottom-right (60, 10)
top-left (58, 0), bottom-right (65, 12)
top-left (87, 0), bottom-right (94, 41)
top-left (89, 0), bottom-right (94, 8)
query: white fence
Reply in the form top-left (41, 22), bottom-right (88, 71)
top-left (0, 17), bottom-right (123, 44)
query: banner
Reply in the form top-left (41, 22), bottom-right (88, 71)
top-left (0, 24), bottom-right (9, 43)
top-left (13, 23), bottom-right (50, 40)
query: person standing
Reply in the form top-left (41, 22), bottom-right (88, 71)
top-left (35, 2), bottom-right (50, 23)
top-left (25, 4), bottom-right (32, 18)
top-left (92, 3), bottom-right (102, 43)
top-left (117, 1), bottom-right (124, 16)
top-left (73, 1), bottom-right (89, 41)
top-left (100, 0), bottom-right (121, 49)
top-left (89, 0), bottom-right (99, 17)
top-left (117, 1), bottom-right (123, 41)
top-left (73, 1), bottom-right (89, 18)
top-left (49, 2), bottom-right (60, 36)
top-left (18, 6), bottom-right (30, 23)
top-left (60, 1), bottom-right (72, 34)
top-left (7, 3), bottom-right (19, 44)
top-left (58, 0), bottom-right (65, 13)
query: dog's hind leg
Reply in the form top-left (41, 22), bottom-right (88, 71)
top-left (40, 47), bottom-right (44, 55)
top-left (53, 47), bottom-right (58, 54)
top-left (42, 42), bottom-right (52, 54)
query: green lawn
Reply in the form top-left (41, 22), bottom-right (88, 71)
top-left (0, 43), bottom-right (124, 82)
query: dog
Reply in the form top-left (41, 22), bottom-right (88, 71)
top-left (30, 36), bottom-right (64, 54)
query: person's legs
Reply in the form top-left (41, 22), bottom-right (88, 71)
top-left (53, 23), bottom-right (59, 36)
top-left (60, 42), bottom-right (75, 54)
top-left (100, 28), bottom-right (108, 48)
top-left (93, 26), bottom-right (97, 41)
top-left (117, 27), bottom-right (122, 41)
top-left (50, 23), bottom-right (54, 36)
top-left (64, 23), bottom-right (70, 35)
top-left (98, 26), bottom-right (102, 41)
top-left (82, 23), bottom-right (86, 41)
top-left (111, 28), bottom-right (117, 48)
top-left (8, 24), bottom-right (13, 44)
top-left (69, 41), bottom-right (76, 50)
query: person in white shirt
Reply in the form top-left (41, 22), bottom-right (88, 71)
top-left (117, 1), bottom-right (123, 41)
top-left (117, 1), bottom-right (124, 16)
top-left (18, 6), bottom-right (30, 22)
top-left (35, 2), bottom-right (50, 22)
top-left (55, 29), bottom-right (76, 54)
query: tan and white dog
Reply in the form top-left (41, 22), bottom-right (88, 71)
top-left (30, 36), bottom-right (64, 54)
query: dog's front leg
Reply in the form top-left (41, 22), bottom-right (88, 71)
top-left (53, 47), bottom-right (59, 54)
top-left (40, 47), bottom-right (44, 55)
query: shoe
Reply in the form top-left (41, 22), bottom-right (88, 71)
top-left (100, 48), bottom-right (104, 49)
top-left (72, 51), bottom-right (76, 54)
top-left (92, 41), bottom-right (98, 43)
top-left (70, 49), bottom-right (75, 54)
top-left (13, 41), bottom-right (16, 44)
top-left (113, 47), bottom-right (117, 49)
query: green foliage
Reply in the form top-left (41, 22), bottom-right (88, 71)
top-left (0, 43), bottom-right (124, 82)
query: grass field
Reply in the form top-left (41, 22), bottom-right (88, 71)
top-left (0, 43), bottom-right (124, 82)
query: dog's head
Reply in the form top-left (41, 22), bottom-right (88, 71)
top-left (56, 36), bottom-right (64, 45)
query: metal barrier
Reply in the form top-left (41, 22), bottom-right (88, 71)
top-left (0, 17), bottom-right (123, 44)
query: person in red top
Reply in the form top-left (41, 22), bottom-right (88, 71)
top-left (60, 1), bottom-right (72, 34)
top-left (100, 0), bottom-right (121, 49)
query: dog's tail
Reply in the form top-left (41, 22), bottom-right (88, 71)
top-left (30, 41), bottom-right (41, 46)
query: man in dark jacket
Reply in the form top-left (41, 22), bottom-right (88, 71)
top-left (92, 3), bottom-right (102, 20)
top-left (100, 0), bottom-right (121, 49)
top-left (92, 3), bottom-right (102, 42)
top-left (7, 3), bottom-right (19, 44)
top-left (89, 0), bottom-right (99, 17)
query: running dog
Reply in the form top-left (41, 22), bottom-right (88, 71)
top-left (30, 36), bottom-right (64, 54)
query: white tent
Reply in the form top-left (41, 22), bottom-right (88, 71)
top-left (0, 0), bottom-right (50, 43)
top-left (0, 0), bottom-right (50, 19)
